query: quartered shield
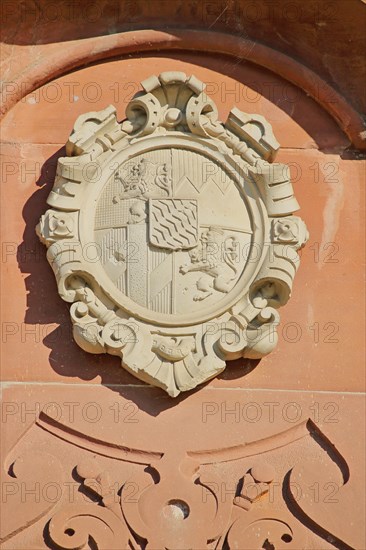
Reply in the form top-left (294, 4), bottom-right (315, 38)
top-left (94, 147), bottom-right (252, 315)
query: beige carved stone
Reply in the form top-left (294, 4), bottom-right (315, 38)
top-left (37, 72), bottom-right (308, 396)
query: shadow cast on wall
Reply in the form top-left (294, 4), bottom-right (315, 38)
top-left (16, 144), bottom-right (260, 415)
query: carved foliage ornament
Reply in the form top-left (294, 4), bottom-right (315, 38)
top-left (37, 72), bottom-right (308, 396)
top-left (2, 413), bottom-right (353, 549)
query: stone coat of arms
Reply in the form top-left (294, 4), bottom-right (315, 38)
top-left (37, 72), bottom-right (308, 396)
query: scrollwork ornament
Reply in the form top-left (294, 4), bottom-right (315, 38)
top-left (37, 71), bottom-right (308, 396)
top-left (227, 513), bottom-right (306, 549)
top-left (48, 504), bottom-right (130, 550)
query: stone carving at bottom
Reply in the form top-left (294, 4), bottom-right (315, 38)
top-left (1, 411), bottom-right (356, 550)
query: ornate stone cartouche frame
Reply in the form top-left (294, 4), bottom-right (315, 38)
top-left (37, 72), bottom-right (308, 396)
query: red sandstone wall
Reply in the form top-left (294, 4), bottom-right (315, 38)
top-left (1, 2), bottom-right (365, 548)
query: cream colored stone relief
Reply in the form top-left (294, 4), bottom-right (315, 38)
top-left (37, 72), bottom-right (308, 396)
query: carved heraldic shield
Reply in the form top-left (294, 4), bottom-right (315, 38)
top-left (37, 72), bottom-right (308, 396)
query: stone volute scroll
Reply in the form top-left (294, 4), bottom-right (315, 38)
top-left (37, 72), bottom-right (308, 397)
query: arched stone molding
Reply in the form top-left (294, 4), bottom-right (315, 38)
top-left (2, 29), bottom-right (365, 151)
